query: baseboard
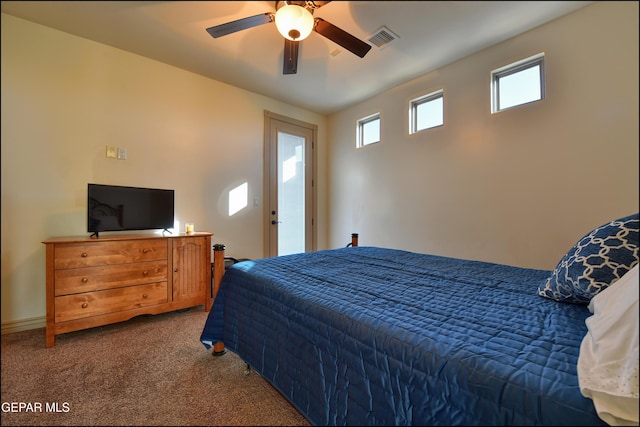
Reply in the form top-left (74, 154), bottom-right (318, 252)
top-left (1, 315), bottom-right (45, 335)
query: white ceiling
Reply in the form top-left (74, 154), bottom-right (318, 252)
top-left (2, 1), bottom-right (593, 115)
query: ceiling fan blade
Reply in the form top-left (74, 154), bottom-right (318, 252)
top-left (206, 13), bottom-right (273, 38)
top-left (314, 18), bottom-right (372, 58)
top-left (283, 39), bottom-right (299, 75)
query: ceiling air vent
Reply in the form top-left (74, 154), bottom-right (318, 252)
top-left (367, 26), bottom-right (399, 50)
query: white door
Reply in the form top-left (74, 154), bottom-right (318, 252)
top-left (264, 112), bottom-right (316, 257)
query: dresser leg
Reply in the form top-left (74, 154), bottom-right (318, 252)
top-left (45, 328), bottom-right (55, 348)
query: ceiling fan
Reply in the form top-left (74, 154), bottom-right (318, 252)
top-left (205, 1), bottom-right (372, 75)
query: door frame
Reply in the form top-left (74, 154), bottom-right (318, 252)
top-left (263, 111), bottom-right (317, 257)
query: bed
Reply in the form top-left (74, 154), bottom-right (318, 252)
top-left (200, 213), bottom-right (639, 426)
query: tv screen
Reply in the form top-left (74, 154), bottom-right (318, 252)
top-left (88, 184), bottom-right (174, 234)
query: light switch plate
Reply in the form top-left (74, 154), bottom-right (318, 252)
top-left (117, 147), bottom-right (127, 160)
top-left (106, 146), bottom-right (116, 158)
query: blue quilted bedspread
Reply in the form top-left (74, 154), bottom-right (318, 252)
top-left (200, 246), bottom-right (605, 426)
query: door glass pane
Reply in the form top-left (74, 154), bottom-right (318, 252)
top-left (278, 131), bottom-right (305, 255)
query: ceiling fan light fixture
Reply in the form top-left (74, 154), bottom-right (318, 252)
top-left (275, 4), bottom-right (314, 41)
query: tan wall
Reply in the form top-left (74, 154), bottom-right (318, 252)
top-left (327, 1), bottom-right (639, 269)
top-left (1, 13), bottom-right (327, 329)
top-left (2, 2), bottom-right (638, 331)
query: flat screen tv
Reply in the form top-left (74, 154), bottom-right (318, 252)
top-left (88, 183), bottom-right (174, 236)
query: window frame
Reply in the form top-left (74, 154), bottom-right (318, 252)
top-left (409, 89), bottom-right (444, 134)
top-left (491, 53), bottom-right (545, 113)
top-left (356, 112), bottom-right (381, 148)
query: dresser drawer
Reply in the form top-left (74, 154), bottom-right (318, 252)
top-left (54, 282), bottom-right (168, 323)
top-left (54, 239), bottom-right (167, 269)
top-left (43, 232), bottom-right (212, 347)
top-left (54, 260), bottom-right (168, 296)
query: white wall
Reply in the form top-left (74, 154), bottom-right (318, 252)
top-left (1, 13), bottom-right (327, 330)
top-left (327, 1), bottom-right (638, 269)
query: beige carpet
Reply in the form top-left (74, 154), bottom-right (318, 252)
top-left (1, 307), bottom-right (310, 426)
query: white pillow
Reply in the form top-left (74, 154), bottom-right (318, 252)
top-left (578, 264), bottom-right (639, 426)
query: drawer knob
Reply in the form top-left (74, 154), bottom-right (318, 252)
top-left (81, 303), bottom-right (88, 309)
top-left (81, 277), bottom-right (88, 283)
top-left (142, 270), bottom-right (149, 276)
top-left (174, 268), bottom-right (179, 273)
top-left (81, 252), bottom-right (88, 258)
top-left (142, 248), bottom-right (149, 254)
top-left (142, 293), bottom-right (148, 299)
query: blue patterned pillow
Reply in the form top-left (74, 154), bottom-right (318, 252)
top-left (538, 213), bottom-right (639, 304)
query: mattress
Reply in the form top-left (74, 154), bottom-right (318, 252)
top-left (201, 246), bottom-right (605, 426)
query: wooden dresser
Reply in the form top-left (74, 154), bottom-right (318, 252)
top-left (42, 232), bottom-right (212, 347)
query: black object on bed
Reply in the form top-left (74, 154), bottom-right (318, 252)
top-left (200, 214), bottom-right (638, 426)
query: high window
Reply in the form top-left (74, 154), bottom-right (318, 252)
top-left (491, 53), bottom-right (545, 113)
top-left (356, 113), bottom-right (380, 147)
top-left (409, 90), bottom-right (444, 134)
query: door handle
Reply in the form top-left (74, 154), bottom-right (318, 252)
top-left (271, 220), bottom-right (281, 225)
